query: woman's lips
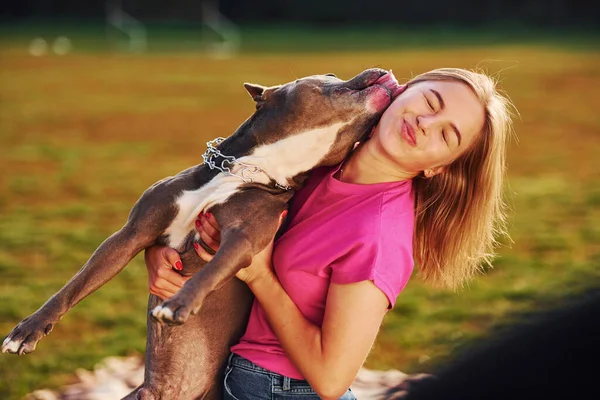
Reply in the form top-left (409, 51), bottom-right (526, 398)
top-left (402, 119), bottom-right (417, 147)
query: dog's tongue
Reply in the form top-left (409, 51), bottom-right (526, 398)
top-left (375, 70), bottom-right (404, 98)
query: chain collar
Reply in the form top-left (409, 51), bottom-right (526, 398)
top-left (202, 137), bottom-right (292, 191)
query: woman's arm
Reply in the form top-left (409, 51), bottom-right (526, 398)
top-left (197, 214), bottom-right (389, 400)
top-left (250, 270), bottom-right (388, 400)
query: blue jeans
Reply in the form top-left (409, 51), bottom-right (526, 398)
top-left (223, 353), bottom-right (356, 400)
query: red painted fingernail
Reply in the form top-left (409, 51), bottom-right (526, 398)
top-left (205, 212), bottom-right (212, 219)
top-left (198, 212), bottom-right (204, 219)
top-left (195, 219), bottom-right (201, 228)
top-left (174, 261), bottom-right (183, 271)
top-left (193, 243), bottom-right (199, 250)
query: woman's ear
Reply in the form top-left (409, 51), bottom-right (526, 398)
top-left (243, 83), bottom-right (266, 101)
top-left (424, 166), bottom-right (445, 178)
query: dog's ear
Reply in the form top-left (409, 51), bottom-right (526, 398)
top-left (243, 83), bottom-right (266, 101)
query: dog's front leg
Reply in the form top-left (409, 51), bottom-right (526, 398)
top-left (2, 225), bottom-right (152, 355)
top-left (152, 228), bottom-right (256, 325)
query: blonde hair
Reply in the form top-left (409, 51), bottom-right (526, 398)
top-left (407, 68), bottom-right (515, 290)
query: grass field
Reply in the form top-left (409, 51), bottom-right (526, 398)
top-left (0, 23), bottom-right (599, 399)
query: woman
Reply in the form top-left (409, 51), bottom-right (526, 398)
top-left (145, 68), bottom-right (514, 400)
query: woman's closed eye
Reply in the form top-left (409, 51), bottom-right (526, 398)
top-left (423, 93), bottom-right (448, 145)
top-left (424, 94), bottom-right (435, 112)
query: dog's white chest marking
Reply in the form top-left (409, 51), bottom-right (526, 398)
top-left (166, 121), bottom-right (349, 249)
top-left (237, 122), bottom-right (346, 185)
top-left (165, 176), bottom-right (243, 249)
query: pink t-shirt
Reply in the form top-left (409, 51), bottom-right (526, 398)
top-left (231, 165), bottom-right (415, 379)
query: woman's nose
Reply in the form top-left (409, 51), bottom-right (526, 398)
top-left (417, 115), bottom-right (439, 136)
top-left (417, 115), bottom-right (431, 135)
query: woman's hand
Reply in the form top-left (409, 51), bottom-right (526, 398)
top-left (193, 210), bottom-right (288, 285)
top-left (192, 212), bottom-right (221, 262)
top-left (235, 234), bottom-right (278, 285)
top-left (144, 212), bottom-right (220, 299)
top-left (144, 246), bottom-right (189, 300)
top-left (146, 210), bottom-right (287, 298)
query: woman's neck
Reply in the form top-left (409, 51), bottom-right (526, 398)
top-left (340, 140), bottom-right (416, 184)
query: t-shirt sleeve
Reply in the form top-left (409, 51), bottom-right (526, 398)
top-left (329, 211), bottom-right (414, 308)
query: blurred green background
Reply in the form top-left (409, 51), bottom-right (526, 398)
top-left (0, 14), bottom-right (599, 399)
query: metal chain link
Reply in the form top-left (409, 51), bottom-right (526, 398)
top-left (202, 137), bottom-right (291, 190)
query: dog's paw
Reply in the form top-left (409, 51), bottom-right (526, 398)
top-left (151, 299), bottom-right (194, 325)
top-left (2, 316), bottom-right (54, 355)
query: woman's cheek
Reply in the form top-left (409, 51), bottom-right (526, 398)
top-left (423, 147), bottom-right (448, 169)
top-left (382, 127), bottom-right (404, 156)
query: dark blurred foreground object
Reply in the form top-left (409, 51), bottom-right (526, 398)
top-left (389, 287), bottom-right (600, 400)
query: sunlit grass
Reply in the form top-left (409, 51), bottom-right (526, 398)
top-left (0, 26), bottom-right (599, 399)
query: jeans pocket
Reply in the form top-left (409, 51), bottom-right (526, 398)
top-left (223, 364), bottom-right (273, 400)
top-left (223, 365), bottom-right (241, 400)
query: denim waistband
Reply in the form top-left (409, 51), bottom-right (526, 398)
top-left (226, 353), bottom-right (355, 398)
top-left (228, 353), bottom-right (313, 392)
top-left (228, 353), bottom-right (275, 375)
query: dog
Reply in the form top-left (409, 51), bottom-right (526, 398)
top-left (3, 68), bottom-right (403, 399)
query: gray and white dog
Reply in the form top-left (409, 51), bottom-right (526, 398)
top-left (3, 68), bottom-right (402, 399)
